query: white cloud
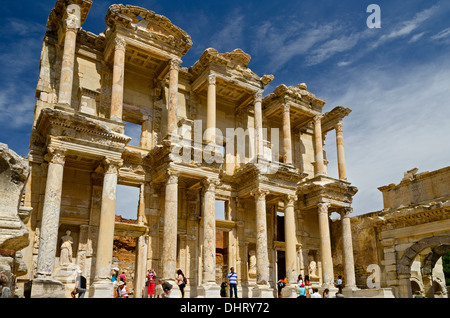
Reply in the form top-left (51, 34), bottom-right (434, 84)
top-left (209, 10), bottom-right (245, 52)
top-left (408, 32), bottom-right (425, 43)
top-left (431, 27), bottom-right (450, 42)
top-left (322, 55), bottom-right (450, 215)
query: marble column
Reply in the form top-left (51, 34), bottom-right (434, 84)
top-left (57, 11), bottom-right (80, 107)
top-left (139, 115), bottom-right (152, 149)
top-left (205, 74), bottom-right (216, 144)
top-left (91, 158), bottom-right (122, 297)
top-left (167, 59), bottom-right (181, 137)
top-left (340, 207), bottom-right (357, 290)
top-left (110, 38), bottom-right (127, 122)
top-left (282, 104), bottom-right (293, 164)
top-left (313, 115), bottom-right (325, 176)
top-left (317, 202), bottom-right (334, 288)
top-left (161, 171), bottom-right (179, 285)
top-left (201, 178), bottom-right (218, 286)
top-left (251, 188), bottom-right (270, 285)
top-left (254, 90), bottom-right (264, 158)
top-left (335, 120), bottom-right (347, 180)
top-left (35, 148), bottom-right (66, 278)
top-left (284, 194), bottom-right (297, 284)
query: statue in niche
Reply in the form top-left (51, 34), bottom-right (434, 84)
top-left (308, 255), bottom-right (318, 278)
top-left (59, 230), bottom-right (73, 266)
top-left (248, 249), bottom-right (256, 278)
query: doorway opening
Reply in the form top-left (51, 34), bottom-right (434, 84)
top-left (277, 250), bottom-right (286, 281)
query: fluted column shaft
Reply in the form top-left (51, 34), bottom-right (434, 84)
top-left (161, 171), bottom-right (179, 280)
top-left (35, 148), bottom-right (66, 278)
top-left (254, 90), bottom-right (264, 157)
top-left (252, 188), bottom-right (270, 285)
top-left (167, 59), bottom-right (181, 136)
top-left (94, 159), bottom-right (122, 282)
top-left (110, 38), bottom-right (127, 122)
top-left (318, 202), bottom-right (334, 288)
top-left (205, 74), bottom-right (216, 143)
top-left (57, 12), bottom-right (79, 106)
top-left (335, 120), bottom-right (347, 180)
top-left (202, 178), bottom-right (218, 284)
top-left (282, 104), bottom-right (293, 164)
top-left (313, 115), bottom-right (325, 176)
top-left (341, 207), bottom-right (356, 289)
top-left (284, 194), bottom-right (297, 284)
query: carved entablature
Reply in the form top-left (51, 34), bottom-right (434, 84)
top-left (34, 108), bottom-right (130, 156)
top-left (321, 106), bottom-right (352, 134)
top-left (298, 175), bottom-right (358, 209)
top-left (105, 4), bottom-right (193, 55)
top-left (47, 0), bottom-right (93, 32)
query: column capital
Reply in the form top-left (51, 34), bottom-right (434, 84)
top-left (250, 188), bottom-right (269, 200)
top-left (313, 114), bottom-right (323, 123)
top-left (202, 178), bottom-right (219, 193)
top-left (114, 37), bottom-right (127, 52)
top-left (282, 103), bottom-right (290, 113)
top-left (207, 73), bottom-right (216, 85)
top-left (102, 158), bottom-right (123, 174)
top-left (169, 58), bottom-right (182, 71)
top-left (165, 170), bottom-right (179, 185)
top-left (317, 202), bottom-right (330, 214)
top-left (45, 147), bottom-right (66, 165)
top-left (284, 194), bottom-right (297, 207)
top-left (254, 90), bottom-right (263, 103)
top-left (341, 207), bottom-right (352, 218)
top-left (335, 119), bottom-right (344, 133)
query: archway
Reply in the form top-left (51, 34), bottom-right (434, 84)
top-left (398, 235), bottom-right (450, 298)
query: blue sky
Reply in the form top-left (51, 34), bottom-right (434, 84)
top-left (1, 1), bottom-right (449, 218)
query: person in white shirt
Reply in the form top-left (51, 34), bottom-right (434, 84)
top-left (310, 288), bottom-right (322, 298)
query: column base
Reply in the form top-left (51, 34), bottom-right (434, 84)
top-left (279, 284), bottom-right (299, 298)
top-left (89, 279), bottom-right (114, 298)
top-left (197, 282), bottom-right (221, 298)
top-left (252, 284), bottom-right (275, 298)
top-left (30, 278), bottom-right (66, 298)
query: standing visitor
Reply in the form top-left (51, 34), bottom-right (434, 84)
top-left (277, 277), bottom-right (287, 298)
top-left (120, 271), bottom-right (126, 282)
top-left (310, 288), bottom-right (322, 298)
top-left (297, 274), bottom-right (303, 287)
top-left (118, 281), bottom-right (129, 298)
top-left (72, 270), bottom-right (87, 298)
top-left (323, 288), bottom-right (329, 298)
top-left (228, 267), bottom-right (238, 298)
top-left (176, 269), bottom-right (186, 298)
top-left (304, 275), bottom-right (311, 297)
top-left (111, 267), bottom-right (119, 298)
top-left (335, 275), bottom-right (343, 290)
top-left (146, 268), bottom-right (157, 298)
top-left (297, 284), bottom-right (307, 298)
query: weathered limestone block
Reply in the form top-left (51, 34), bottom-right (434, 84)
top-left (0, 143), bottom-right (30, 297)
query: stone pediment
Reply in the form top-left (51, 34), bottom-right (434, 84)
top-left (105, 4), bottom-right (192, 55)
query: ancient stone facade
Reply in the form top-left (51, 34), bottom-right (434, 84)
top-left (332, 167), bottom-right (450, 298)
top-left (18, 1), bottom-right (359, 298)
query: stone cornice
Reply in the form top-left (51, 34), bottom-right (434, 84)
top-left (263, 83), bottom-right (326, 112)
top-left (47, 0), bottom-right (93, 32)
top-left (105, 4), bottom-right (192, 55)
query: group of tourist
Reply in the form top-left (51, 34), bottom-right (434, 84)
top-left (278, 274), bottom-right (345, 298)
top-left (111, 267), bottom-right (130, 298)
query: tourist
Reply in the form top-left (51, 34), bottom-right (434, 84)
top-left (277, 276), bottom-right (287, 298)
top-left (304, 275), bottom-right (311, 297)
top-left (111, 267), bottom-right (119, 298)
top-left (297, 284), bottom-right (307, 298)
top-left (335, 275), bottom-right (343, 290)
top-left (323, 288), bottom-right (329, 298)
top-left (227, 267), bottom-right (238, 298)
top-left (159, 278), bottom-right (173, 298)
top-left (176, 269), bottom-right (186, 298)
top-left (297, 274), bottom-right (303, 287)
top-left (120, 271), bottom-right (126, 282)
top-left (118, 281), bottom-right (129, 298)
top-left (146, 268), bottom-right (157, 298)
top-left (72, 270), bottom-right (87, 298)
top-left (310, 288), bottom-right (322, 298)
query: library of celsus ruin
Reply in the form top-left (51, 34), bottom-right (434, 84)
top-left (2, 0), bottom-right (448, 298)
